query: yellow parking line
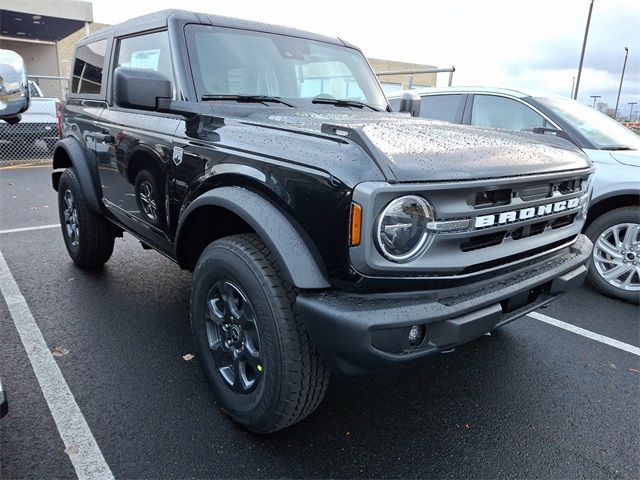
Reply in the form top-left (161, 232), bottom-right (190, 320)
top-left (0, 163), bottom-right (52, 170)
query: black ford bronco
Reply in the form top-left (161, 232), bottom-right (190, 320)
top-left (52, 10), bottom-right (593, 433)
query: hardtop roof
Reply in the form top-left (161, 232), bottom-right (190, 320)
top-left (78, 9), bottom-right (350, 47)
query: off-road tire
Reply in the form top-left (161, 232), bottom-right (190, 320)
top-left (585, 206), bottom-right (640, 304)
top-left (57, 168), bottom-right (115, 269)
top-left (190, 233), bottom-right (330, 434)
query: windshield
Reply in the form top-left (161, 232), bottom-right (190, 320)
top-left (535, 96), bottom-right (640, 150)
top-left (185, 24), bottom-right (388, 110)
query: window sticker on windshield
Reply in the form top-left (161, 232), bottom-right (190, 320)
top-left (129, 49), bottom-right (160, 70)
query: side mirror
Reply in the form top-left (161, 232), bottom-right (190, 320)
top-left (398, 91), bottom-right (421, 117)
top-left (529, 126), bottom-right (576, 145)
top-left (114, 67), bottom-right (172, 110)
top-left (0, 49), bottom-right (30, 124)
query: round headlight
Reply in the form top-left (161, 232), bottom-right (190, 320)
top-left (375, 195), bottom-right (433, 262)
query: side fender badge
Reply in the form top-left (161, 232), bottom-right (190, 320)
top-left (172, 146), bottom-right (183, 166)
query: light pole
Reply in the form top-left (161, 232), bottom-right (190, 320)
top-left (614, 47), bottom-right (629, 118)
top-left (590, 95), bottom-right (601, 108)
top-left (629, 102), bottom-right (638, 121)
top-left (574, 0), bottom-right (595, 100)
top-left (570, 76), bottom-right (576, 98)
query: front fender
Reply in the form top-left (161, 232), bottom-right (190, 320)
top-left (175, 186), bottom-right (331, 290)
top-left (52, 137), bottom-right (103, 213)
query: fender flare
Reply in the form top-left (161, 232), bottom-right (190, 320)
top-left (590, 187), bottom-right (640, 206)
top-left (52, 137), bottom-right (103, 213)
top-left (175, 186), bottom-right (331, 290)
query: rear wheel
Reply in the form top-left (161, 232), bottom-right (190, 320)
top-left (585, 206), bottom-right (640, 304)
top-left (57, 169), bottom-right (116, 269)
top-left (134, 170), bottom-right (165, 227)
top-left (190, 234), bottom-right (329, 433)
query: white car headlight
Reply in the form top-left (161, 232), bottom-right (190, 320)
top-left (375, 195), bottom-right (433, 262)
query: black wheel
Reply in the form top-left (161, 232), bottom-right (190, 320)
top-left (134, 170), bottom-right (164, 227)
top-left (57, 169), bottom-right (116, 269)
top-left (191, 234), bottom-right (329, 434)
top-left (585, 206), bottom-right (640, 304)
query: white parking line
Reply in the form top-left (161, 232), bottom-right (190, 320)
top-left (0, 250), bottom-right (114, 480)
top-left (0, 224), bottom-right (60, 234)
top-left (528, 311), bottom-right (640, 356)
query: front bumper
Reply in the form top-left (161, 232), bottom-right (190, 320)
top-left (297, 234), bottom-right (592, 375)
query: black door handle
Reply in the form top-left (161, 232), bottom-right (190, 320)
top-left (86, 132), bottom-right (114, 143)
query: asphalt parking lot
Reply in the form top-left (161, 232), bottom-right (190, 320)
top-left (1, 164), bottom-right (638, 480)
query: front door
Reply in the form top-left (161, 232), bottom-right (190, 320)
top-left (94, 30), bottom-right (180, 251)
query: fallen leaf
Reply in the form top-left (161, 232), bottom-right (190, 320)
top-left (64, 445), bottom-right (78, 455)
top-left (183, 354), bottom-right (194, 361)
top-left (52, 346), bottom-right (69, 357)
top-left (630, 368), bottom-right (639, 374)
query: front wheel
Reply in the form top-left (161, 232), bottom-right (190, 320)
top-left (57, 169), bottom-right (116, 269)
top-left (585, 206), bottom-right (640, 304)
top-left (190, 234), bottom-right (329, 433)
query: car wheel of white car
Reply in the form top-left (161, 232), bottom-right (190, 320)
top-left (585, 206), bottom-right (640, 304)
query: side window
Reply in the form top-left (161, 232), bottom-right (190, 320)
top-left (419, 94), bottom-right (463, 123)
top-left (71, 40), bottom-right (108, 95)
top-left (116, 31), bottom-right (176, 99)
top-left (471, 95), bottom-right (546, 130)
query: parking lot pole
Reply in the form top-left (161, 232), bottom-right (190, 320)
top-left (573, 0), bottom-right (594, 100)
top-left (614, 47), bottom-right (629, 119)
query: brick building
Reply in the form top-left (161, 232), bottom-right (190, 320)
top-left (0, 0), bottom-right (94, 98)
top-left (368, 58), bottom-right (437, 92)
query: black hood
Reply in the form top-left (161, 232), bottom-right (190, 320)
top-left (217, 107), bottom-right (591, 182)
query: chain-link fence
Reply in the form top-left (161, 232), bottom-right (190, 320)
top-left (0, 76), bottom-right (67, 166)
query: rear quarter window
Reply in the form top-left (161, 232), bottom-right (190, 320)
top-left (71, 39), bottom-right (108, 96)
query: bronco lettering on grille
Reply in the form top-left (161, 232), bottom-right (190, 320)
top-left (475, 198), bottom-right (580, 229)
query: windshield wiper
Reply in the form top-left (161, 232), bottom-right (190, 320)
top-left (601, 146), bottom-right (632, 151)
top-left (311, 97), bottom-right (380, 111)
top-left (201, 94), bottom-right (295, 107)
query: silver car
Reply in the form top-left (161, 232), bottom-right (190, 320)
top-left (388, 87), bottom-right (640, 304)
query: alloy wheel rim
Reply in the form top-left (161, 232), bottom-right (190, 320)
top-left (205, 280), bottom-right (263, 393)
top-left (139, 181), bottom-right (157, 220)
top-left (593, 222), bottom-right (640, 291)
top-left (63, 189), bottom-right (80, 247)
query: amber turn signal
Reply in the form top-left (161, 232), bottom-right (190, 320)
top-left (349, 202), bottom-right (362, 246)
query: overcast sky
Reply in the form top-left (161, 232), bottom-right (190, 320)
top-left (90, 0), bottom-right (639, 114)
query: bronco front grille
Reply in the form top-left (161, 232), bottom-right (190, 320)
top-left (459, 236), bottom-right (578, 275)
top-left (349, 168), bottom-right (593, 278)
top-left (470, 177), bottom-right (585, 209)
top-left (460, 213), bottom-right (578, 252)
